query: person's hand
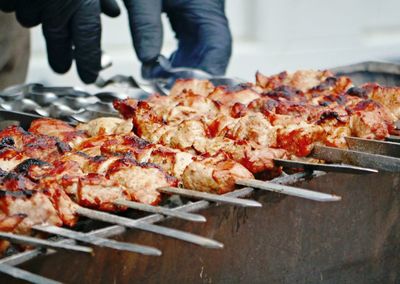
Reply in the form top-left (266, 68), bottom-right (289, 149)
top-left (0, 0), bottom-right (120, 84)
top-left (123, 0), bottom-right (232, 79)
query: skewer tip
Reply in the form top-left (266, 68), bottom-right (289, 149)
top-left (204, 240), bottom-right (224, 249)
top-left (144, 247), bottom-right (162, 256)
top-left (325, 195), bottom-right (342, 202)
top-left (244, 200), bottom-right (263, 207)
top-left (193, 215), bottom-right (207, 223)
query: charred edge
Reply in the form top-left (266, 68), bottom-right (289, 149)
top-left (262, 86), bottom-right (302, 100)
top-left (346, 87), bottom-right (369, 99)
top-left (351, 99), bottom-right (382, 112)
top-left (0, 189), bottom-right (35, 198)
top-left (123, 135), bottom-right (151, 149)
top-left (56, 141), bottom-right (72, 154)
top-left (310, 77), bottom-right (338, 92)
top-left (13, 159), bottom-right (50, 174)
top-left (316, 111), bottom-right (346, 124)
top-left (0, 137), bottom-right (15, 149)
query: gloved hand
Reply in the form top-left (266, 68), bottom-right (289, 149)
top-left (0, 0), bottom-right (120, 84)
top-left (123, 0), bottom-right (232, 79)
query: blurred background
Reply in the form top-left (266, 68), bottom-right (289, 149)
top-left (27, 0), bottom-right (400, 87)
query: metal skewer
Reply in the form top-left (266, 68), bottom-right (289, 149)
top-left (76, 207), bottom-right (223, 249)
top-left (33, 225), bottom-right (161, 256)
top-left (0, 232), bottom-right (92, 254)
top-left (236, 179), bottom-right (341, 202)
top-left (385, 135), bottom-right (400, 143)
top-left (311, 145), bottom-right (400, 172)
top-left (113, 199), bottom-right (206, 223)
top-left (273, 158), bottom-right (378, 174)
top-left (0, 264), bottom-right (61, 284)
top-left (158, 187), bottom-right (262, 207)
top-left (345, 136), bottom-right (400, 158)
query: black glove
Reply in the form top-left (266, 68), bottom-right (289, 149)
top-left (0, 0), bottom-right (120, 84)
top-left (123, 0), bottom-right (232, 79)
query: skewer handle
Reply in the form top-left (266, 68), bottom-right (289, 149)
top-left (0, 263), bottom-right (61, 284)
top-left (33, 225), bottom-right (161, 256)
top-left (312, 145), bottom-right (400, 172)
top-left (236, 179), bottom-right (341, 202)
top-left (76, 207), bottom-right (223, 249)
top-left (158, 187), bottom-right (262, 208)
top-left (274, 158), bottom-right (378, 174)
top-left (113, 199), bottom-right (206, 223)
top-left (0, 232), bottom-right (92, 253)
top-left (345, 136), bottom-right (400, 158)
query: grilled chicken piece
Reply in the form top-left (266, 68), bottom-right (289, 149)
top-left (169, 79), bottom-right (215, 98)
top-left (182, 154), bottom-right (254, 194)
top-left (159, 120), bottom-right (207, 151)
top-left (148, 147), bottom-right (194, 178)
top-left (40, 181), bottom-right (79, 227)
top-left (1, 160), bottom-right (79, 227)
top-left (0, 125), bottom-right (72, 163)
top-left (306, 76), bottom-right (353, 99)
top-left (362, 83), bottom-right (400, 120)
top-left (13, 159), bottom-right (53, 182)
top-left (0, 191), bottom-right (63, 234)
top-left (348, 100), bottom-right (395, 140)
top-left (1, 154), bottom-right (128, 217)
top-left (131, 101), bottom-right (167, 143)
top-left (256, 70), bottom-right (335, 92)
top-left (224, 113), bottom-right (277, 148)
top-left (107, 157), bottom-right (178, 205)
top-left (275, 122), bottom-right (325, 157)
top-left (0, 126), bottom-right (36, 150)
top-left (0, 148), bottom-right (29, 172)
top-left (314, 111), bottom-right (351, 148)
top-left (29, 118), bottom-right (87, 148)
top-left (208, 86), bottom-right (260, 106)
top-left (193, 137), bottom-right (286, 173)
top-left (77, 174), bottom-right (129, 212)
top-left (45, 154), bottom-right (129, 212)
top-left (113, 98), bottom-right (139, 119)
top-left (76, 117), bottom-right (133, 137)
top-left (74, 135), bottom-right (115, 156)
top-left (0, 213), bottom-right (26, 233)
top-left (99, 134), bottom-right (153, 162)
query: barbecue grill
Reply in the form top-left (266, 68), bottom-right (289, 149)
top-left (0, 61), bottom-right (399, 284)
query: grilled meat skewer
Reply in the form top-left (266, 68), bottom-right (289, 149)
top-left (0, 166), bottom-right (222, 249)
top-left (113, 70), bottom-right (398, 158)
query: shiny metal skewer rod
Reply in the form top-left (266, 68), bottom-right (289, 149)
top-left (386, 135), bottom-right (400, 143)
top-left (273, 158), bottom-right (378, 174)
top-left (158, 187), bottom-right (262, 207)
top-left (33, 225), bottom-right (161, 256)
top-left (236, 179), bottom-right (341, 202)
top-left (312, 145), bottom-right (400, 172)
top-left (0, 232), bottom-right (92, 253)
top-left (0, 264), bottom-right (61, 284)
top-left (76, 207), bottom-right (223, 249)
top-left (113, 199), bottom-right (206, 223)
top-left (345, 136), bottom-right (400, 158)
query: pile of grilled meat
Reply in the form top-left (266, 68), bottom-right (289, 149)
top-left (0, 69), bottom-right (399, 254)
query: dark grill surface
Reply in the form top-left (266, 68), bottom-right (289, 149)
top-left (0, 172), bottom-right (398, 284)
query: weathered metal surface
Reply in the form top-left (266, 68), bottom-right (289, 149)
top-left (274, 158), bottom-right (378, 174)
top-left (332, 61), bottom-right (400, 86)
top-left (0, 172), bottom-right (397, 283)
top-left (345, 136), bottom-right (400, 158)
top-left (311, 145), bottom-right (400, 172)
